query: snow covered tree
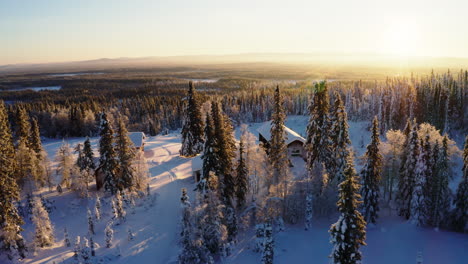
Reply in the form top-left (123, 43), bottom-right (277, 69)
top-left (200, 187), bottom-right (227, 256)
top-left (304, 193), bottom-right (313, 230)
top-left (112, 191), bottom-right (126, 223)
top-left (269, 86), bottom-right (290, 201)
top-left (452, 136), bottom-right (468, 232)
top-left (74, 236), bottom-right (81, 260)
top-left (133, 150), bottom-right (149, 192)
top-left (94, 196), bottom-right (101, 221)
top-left (306, 81), bottom-right (333, 194)
top-left (427, 137), bottom-right (451, 228)
top-left (105, 223), bottom-right (113, 248)
top-left (330, 92), bottom-right (351, 185)
top-left (32, 196), bottom-right (54, 247)
top-left (15, 106), bottom-right (30, 146)
top-left (64, 228), bottom-right (71, 247)
top-left (360, 117), bottom-right (383, 225)
top-left (180, 81), bottom-right (205, 157)
top-left (89, 236), bottom-right (96, 257)
top-left (397, 124), bottom-right (419, 219)
top-left (410, 136), bottom-right (431, 226)
top-left (261, 222), bottom-right (274, 264)
top-left (80, 237), bottom-right (91, 264)
top-left (0, 101), bottom-right (26, 259)
top-left (87, 209), bottom-right (95, 235)
top-left (15, 140), bottom-right (39, 190)
top-left (329, 154), bottom-right (367, 264)
top-left (236, 139), bottom-right (249, 209)
top-left (198, 113), bottom-right (217, 196)
top-left (55, 141), bottom-right (74, 189)
top-left (99, 112), bottom-right (118, 194)
top-left (29, 117), bottom-right (43, 156)
top-left (115, 117), bottom-right (136, 191)
top-left (179, 188), bottom-right (200, 263)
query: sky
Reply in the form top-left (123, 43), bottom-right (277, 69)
top-left (1, 0), bottom-right (468, 64)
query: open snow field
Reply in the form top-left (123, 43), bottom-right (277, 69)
top-left (20, 116), bottom-right (468, 264)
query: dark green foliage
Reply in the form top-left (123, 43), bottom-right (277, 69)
top-left (199, 113), bottom-right (217, 195)
top-left (99, 113), bottom-right (118, 194)
top-left (180, 82), bottom-right (205, 157)
top-left (30, 117), bottom-right (43, 156)
top-left (115, 117), bottom-right (136, 191)
top-left (330, 155), bottom-right (367, 264)
top-left (360, 117), bottom-right (383, 224)
top-left (330, 92), bottom-right (351, 185)
top-left (0, 101), bottom-right (26, 259)
top-left (15, 106), bottom-right (30, 146)
top-left (397, 124), bottom-right (419, 219)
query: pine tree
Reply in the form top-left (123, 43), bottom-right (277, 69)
top-left (180, 81), bottom-right (205, 157)
top-left (87, 209), bottom-right (95, 235)
top-left (211, 101), bottom-right (236, 205)
top-left (235, 139), bottom-right (249, 209)
top-left (32, 196), bottom-right (54, 247)
top-left (115, 117), bottom-right (136, 191)
top-left (261, 222), bottom-right (274, 264)
top-left (200, 188), bottom-right (227, 255)
top-left (15, 106), bottom-right (30, 146)
top-left (452, 136), bottom-right (468, 232)
top-left (397, 124), bottom-right (419, 219)
top-left (410, 137), bottom-right (431, 226)
top-left (198, 113), bottom-right (217, 195)
top-left (0, 101), bottom-right (26, 259)
top-left (306, 81), bottom-right (333, 192)
top-left (428, 137), bottom-right (451, 228)
top-left (105, 223), bottom-right (113, 248)
top-left (329, 154), bottom-right (367, 264)
top-left (64, 228), bottom-right (71, 247)
top-left (330, 92), bottom-right (351, 185)
top-left (30, 117), bottom-right (43, 156)
top-left (360, 117), bottom-right (383, 225)
top-left (99, 113), bottom-right (118, 194)
top-left (82, 137), bottom-right (96, 172)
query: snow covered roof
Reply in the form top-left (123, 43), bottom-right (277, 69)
top-left (128, 132), bottom-right (146, 148)
top-left (192, 155), bottom-right (203, 171)
top-left (257, 121), bottom-right (305, 145)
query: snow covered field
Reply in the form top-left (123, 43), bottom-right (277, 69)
top-left (20, 116), bottom-right (468, 264)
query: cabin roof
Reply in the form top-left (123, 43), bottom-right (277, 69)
top-left (192, 154), bottom-right (203, 171)
top-left (257, 121), bottom-right (305, 145)
top-left (128, 132), bottom-right (146, 148)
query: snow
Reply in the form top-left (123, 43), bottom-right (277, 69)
top-left (257, 120), bottom-right (305, 146)
top-left (128, 132), bottom-right (146, 148)
top-left (14, 116), bottom-right (468, 264)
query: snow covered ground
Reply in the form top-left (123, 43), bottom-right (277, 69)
top-left (18, 116), bottom-right (468, 264)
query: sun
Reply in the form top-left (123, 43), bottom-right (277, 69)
top-left (383, 20), bottom-right (419, 57)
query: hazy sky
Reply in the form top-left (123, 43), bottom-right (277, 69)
top-left (1, 0), bottom-right (467, 64)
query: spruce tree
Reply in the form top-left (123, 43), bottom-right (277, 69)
top-left (32, 196), bottom-right (54, 247)
top-left (200, 185), bottom-right (227, 256)
top-left (428, 137), bottom-right (451, 228)
top-left (360, 116), bottom-right (383, 225)
top-left (115, 117), bottom-right (136, 191)
top-left (180, 81), bottom-right (205, 157)
top-left (235, 139), bottom-right (249, 209)
top-left (452, 136), bottom-right (468, 232)
top-left (83, 137), bottom-right (96, 172)
top-left (330, 92), bottom-right (351, 185)
top-left (0, 101), bottom-right (26, 259)
top-left (179, 188), bottom-right (205, 263)
top-left (306, 81), bottom-right (333, 191)
top-left (99, 113), bottom-right (118, 194)
top-left (304, 193), bottom-right (313, 230)
top-left (94, 196), bottom-right (102, 221)
top-left (329, 154), bottom-right (367, 264)
top-left (269, 86), bottom-right (289, 199)
top-left (64, 228), bottom-right (71, 247)
top-left (30, 117), bottom-right (43, 157)
top-left (15, 106), bottom-right (30, 146)
top-left (198, 113), bottom-right (217, 195)
top-left (397, 124), bottom-right (419, 219)
top-left (410, 137), bottom-right (431, 226)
